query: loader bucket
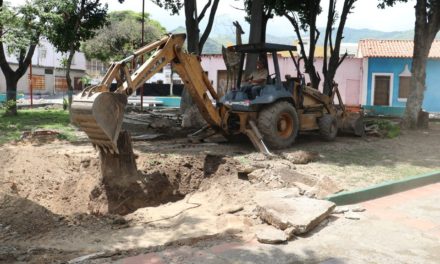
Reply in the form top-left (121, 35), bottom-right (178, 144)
top-left (338, 112), bottom-right (365, 136)
top-left (71, 92), bottom-right (128, 154)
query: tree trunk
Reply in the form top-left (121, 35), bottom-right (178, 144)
top-left (245, 0), bottom-right (264, 74)
top-left (404, 64), bottom-right (427, 130)
top-left (4, 76), bottom-right (18, 116)
top-left (403, 0), bottom-right (439, 128)
top-left (322, 0), bottom-right (354, 96)
top-left (184, 0), bottom-right (200, 55)
top-left (66, 50), bottom-right (75, 109)
top-left (180, 0), bottom-right (199, 121)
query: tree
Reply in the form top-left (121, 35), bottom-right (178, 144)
top-left (246, 0), bottom-right (355, 94)
top-left (43, 0), bottom-right (108, 108)
top-left (0, 0), bottom-right (58, 115)
top-left (82, 11), bottom-right (166, 62)
top-left (153, 0), bottom-right (220, 126)
top-left (243, 0), bottom-right (274, 44)
top-left (243, 0), bottom-right (265, 74)
top-left (322, 0), bottom-right (357, 96)
top-left (153, 0), bottom-right (220, 55)
top-left (380, 0), bottom-right (440, 128)
top-left (269, 0), bottom-right (322, 89)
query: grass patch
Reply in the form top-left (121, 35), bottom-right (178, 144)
top-left (365, 119), bottom-right (401, 138)
top-left (0, 108), bottom-right (77, 145)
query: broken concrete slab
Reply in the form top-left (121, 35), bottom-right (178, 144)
top-left (255, 225), bottom-right (287, 244)
top-left (255, 188), bottom-right (301, 202)
top-left (282, 150), bottom-right (320, 164)
top-left (350, 206), bottom-right (366, 213)
top-left (216, 205), bottom-right (244, 216)
top-left (332, 206), bottom-right (350, 214)
top-left (284, 226), bottom-right (297, 241)
top-left (344, 212), bottom-right (361, 220)
top-left (150, 118), bottom-right (174, 128)
top-left (255, 191), bottom-right (335, 234)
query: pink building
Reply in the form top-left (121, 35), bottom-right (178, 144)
top-left (200, 54), bottom-right (363, 106)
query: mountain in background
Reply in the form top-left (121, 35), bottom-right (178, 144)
top-left (171, 25), bottom-right (439, 54)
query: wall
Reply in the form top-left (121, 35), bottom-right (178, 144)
top-left (278, 57), bottom-right (363, 105)
top-left (0, 39), bottom-right (87, 96)
top-left (365, 57), bottom-right (440, 112)
top-left (0, 65), bottom-right (85, 95)
top-left (201, 54), bottom-right (363, 105)
top-left (5, 39), bottom-right (86, 71)
top-left (200, 54), bottom-right (226, 89)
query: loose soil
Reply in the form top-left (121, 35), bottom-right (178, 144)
top-left (1, 112), bottom-right (440, 263)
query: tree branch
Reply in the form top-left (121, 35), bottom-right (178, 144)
top-left (323, 0), bottom-right (336, 75)
top-left (198, 0), bottom-right (212, 22)
top-left (199, 0), bottom-right (219, 53)
top-left (16, 44), bottom-right (36, 77)
top-left (337, 51), bottom-right (348, 68)
top-left (285, 12), bottom-right (308, 64)
top-left (314, 28), bottom-right (320, 46)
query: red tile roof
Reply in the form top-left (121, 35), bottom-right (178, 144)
top-left (359, 39), bottom-right (440, 59)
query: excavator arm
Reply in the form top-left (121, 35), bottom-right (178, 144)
top-left (71, 34), bottom-right (222, 153)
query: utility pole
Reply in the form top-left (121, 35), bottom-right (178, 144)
top-left (29, 63), bottom-right (33, 108)
top-left (140, 0), bottom-right (145, 111)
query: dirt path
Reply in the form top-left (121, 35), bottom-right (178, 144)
top-left (1, 122), bottom-right (439, 263)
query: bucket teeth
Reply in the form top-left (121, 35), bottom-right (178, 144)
top-left (71, 92), bottom-right (127, 154)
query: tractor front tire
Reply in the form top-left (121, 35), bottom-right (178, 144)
top-left (319, 114), bottom-right (338, 141)
top-left (257, 101), bottom-right (299, 149)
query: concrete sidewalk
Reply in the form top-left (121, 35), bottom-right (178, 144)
top-left (117, 183), bottom-right (440, 264)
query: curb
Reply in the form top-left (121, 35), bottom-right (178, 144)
top-left (326, 171), bottom-right (440, 205)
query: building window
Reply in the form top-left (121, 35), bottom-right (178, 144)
top-left (399, 76), bottom-right (411, 99)
top-left (44, 68), bottom-right (54, 75)
top-left (55, 77), bottom-right (68, 91)
top-left (398, 64), bottom-right (411, 101)
top-left (29, 75), bottom-right (45, 90)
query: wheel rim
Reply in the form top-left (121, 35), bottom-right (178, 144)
top-left (277, 112), bottom-right (294, 138)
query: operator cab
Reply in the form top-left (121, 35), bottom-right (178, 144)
top-left (219, 43), bottom-right (299, 112)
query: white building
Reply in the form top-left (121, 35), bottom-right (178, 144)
top-left (0, 38), bottom-right (87, 96)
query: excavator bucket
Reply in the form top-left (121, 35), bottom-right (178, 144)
top-left (71, 92), bottom-right (128, 154)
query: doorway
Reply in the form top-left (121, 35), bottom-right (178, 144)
top-left (373, 74), bottom-right (392, 106)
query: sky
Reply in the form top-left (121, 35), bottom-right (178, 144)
top-left (103, 0), bottom-right (416, 34)
top-left (13, 0), bottom-right (416, 34)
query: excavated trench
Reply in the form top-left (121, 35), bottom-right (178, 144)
top-left (88, 132), bottom-right (237, 215)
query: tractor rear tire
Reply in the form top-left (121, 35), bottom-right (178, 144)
top-left (257, 101), bottom-right (299, 149)
top-left (319, 114), bottom-right (338, 141)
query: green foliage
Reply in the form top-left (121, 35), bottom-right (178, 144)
top-left (40, 0), bottom-right (108, 54)
top-left (63, 98), bottom-right (68, 110)
top-left (80, 75), bottom-right (92, 86)
top-left (152, 0), bottom-right (183, 15)
top-left (369, 119), bottom-right (401, 138)
top-left (0, 109), bottom-right (77, 144)
top-left (82, 10), bottom-right (166, 62)
top-left (378, 0), bottom-right (409, 9)
top-left (1, 100), bottom-right (16, 114)
top-left (0, 1), bottom-right (59, 59)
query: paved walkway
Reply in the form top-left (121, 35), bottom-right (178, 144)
top-left (117, 183), bottom-right (440, 264)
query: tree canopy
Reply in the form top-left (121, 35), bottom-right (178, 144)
top-left (82, 10), bottom-right (166, 62)
top-left (0, 0), bottom-right (59, 115)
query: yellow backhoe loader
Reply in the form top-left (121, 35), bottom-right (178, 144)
top-left (71, 34), bottom-right (363, 155)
